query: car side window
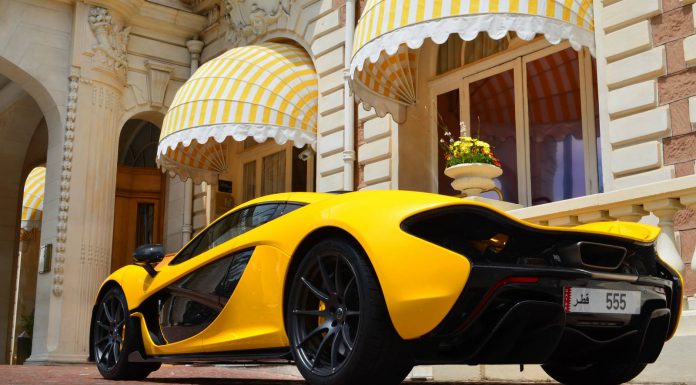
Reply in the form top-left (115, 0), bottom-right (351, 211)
top-left (171, 203), bottom-right (279, 265)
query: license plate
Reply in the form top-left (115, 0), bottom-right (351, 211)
top-left (563, 287), bottom-right (641, 314)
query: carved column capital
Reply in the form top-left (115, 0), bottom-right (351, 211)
top-left (87, 6), bottom-right (130, 83)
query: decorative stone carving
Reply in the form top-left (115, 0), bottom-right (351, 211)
top-left (76, 243), bottom-right (111, 353)
top-left (54, 69), bottom-right (80, 296)
top-left (207, 4), bottom-right (221, 27)
top-left (145, 61), bottom-right (174, 108)
top-left (224, 0), bottom-right (291, 45)
top-left (88, 6), bottom-right (130, 82)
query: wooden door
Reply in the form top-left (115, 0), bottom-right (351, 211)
top-left (111, 166), bottom-right (165, 272)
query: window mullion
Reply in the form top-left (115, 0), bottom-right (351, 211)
top-left (580, 48), bottom-right (599, 194)
top-left (515, 57), bottom-right (530, 206)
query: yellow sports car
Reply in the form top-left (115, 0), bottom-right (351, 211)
top-left (90, 190), bottom-right (682, 385)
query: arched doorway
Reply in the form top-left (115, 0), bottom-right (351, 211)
top-left (111, 119), bottom-right (165, 271)
top-left (0, 70), bottom-right (50, 363)
top-left (9, 166), bottom-right (45, 364)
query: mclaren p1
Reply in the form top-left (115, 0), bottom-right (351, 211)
top-left (90, 190), bottom-right (683, 385)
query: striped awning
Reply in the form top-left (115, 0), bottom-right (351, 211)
top-left (350, 0), bottom-right (595, 121)
top-left (158, 42), bottom-right (318, 183)
top-left (21, 166), bottom-right (45, 229)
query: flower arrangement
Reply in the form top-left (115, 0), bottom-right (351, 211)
top-left (438, 116), bottom-right (501, 168)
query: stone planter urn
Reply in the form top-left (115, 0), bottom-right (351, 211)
top-left (444, 163), bottom-right (503, 197)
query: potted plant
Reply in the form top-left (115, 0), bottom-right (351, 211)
top-left (439, 117), bottom-right (502, 197)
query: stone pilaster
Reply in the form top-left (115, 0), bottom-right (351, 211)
top-left (28, 2), bottom-right (128, 363)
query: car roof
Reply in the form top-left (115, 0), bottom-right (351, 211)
top-left (239, 191), bottom-right (336, 207)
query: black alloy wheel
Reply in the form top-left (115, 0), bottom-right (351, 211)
top-left (94, 290), bottom-right (126, 371)
top-left (287, 238), bottom-right (413, 385)
top-left (92, 286), bottom-right (160, 380)
top-left (290, 249), bottom-right (360, 375)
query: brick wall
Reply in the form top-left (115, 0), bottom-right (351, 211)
top-left (655, 0), bottom-right (696, 294)
top-left (598, 0), bottom-right (696, 294)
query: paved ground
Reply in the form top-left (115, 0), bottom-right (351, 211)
top-left (0, 365), bottom-right (304, 385)
top-left (1, 363), bottom-right (694, 385)
top-left (0, 365), bottom-right (563, 385)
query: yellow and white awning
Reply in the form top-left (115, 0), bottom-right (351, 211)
top-left (350, 0), bottom-right (595, 121)
top-left (21, 166), bottom-right (45, 229)
top-left (158, 42), bottom-right (318, 183)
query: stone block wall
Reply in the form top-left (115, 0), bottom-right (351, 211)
top-left (597, 0), bottom-right (696, 185)
top-left (356, 107), bottom-right (397, 190)
top-left (596, 0), bottom-right (696, 293)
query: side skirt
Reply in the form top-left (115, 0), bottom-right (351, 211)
top-left (128, 348), bottom-right (292, 365)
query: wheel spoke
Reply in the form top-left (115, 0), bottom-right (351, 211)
top-left (102, 302), bottom-right (113, 323)
top-left (109, 298), bottom-right (118, 323)
top-left (311, 328), bottom-right (334, 370)
top-left (292, 309), bottom-right (331, 317)
top-left (95, 346), bottom-right (104, 364)
top-left (330, 327), bottom-right (342, 371)
top-left (112, 340), bottom-right (120, 361)
top-left (342, 322), bottom-right (354, 351)
top-left (113, 305), bottom-right (123, 324)
top-left (102, 342), bottom-right (113, 364)
top-left (299, 321), bottom-right (330, 346)
top-left (96, 320), bottom-right (110, 331)
top-left (334, 258), bottom-right (343, 299)
top-left (301, 277), bottom-right (329, 302)
top-left (317, 257), bottom-right (335, 298)
top-left (343, 276), bottom-right (355, 299)
top-left (95, 335), bottom-right (110, 346)
top-left (345, 310), bottom-right (360, 317)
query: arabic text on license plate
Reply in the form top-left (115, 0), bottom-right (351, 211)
top-left (563, 287), bottom-right (641, 314)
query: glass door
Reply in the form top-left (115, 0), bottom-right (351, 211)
top-left (461, 59), bottom-right (525, 203)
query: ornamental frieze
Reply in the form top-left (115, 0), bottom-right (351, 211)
top-left (224, 0), bottom-right (291, 45)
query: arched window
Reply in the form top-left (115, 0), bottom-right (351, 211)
top-left (119, 120), bottom-right (160, 168)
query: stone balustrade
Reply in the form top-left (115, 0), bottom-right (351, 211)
top-left (508, 175), bottom-right (696, 274)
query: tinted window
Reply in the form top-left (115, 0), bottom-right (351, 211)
top-left (171, 203), bottom-right (279, 265)
top-left (158, 249), bottom-right (254, 343)
top-left (281, 202), bottom-right (305, 215)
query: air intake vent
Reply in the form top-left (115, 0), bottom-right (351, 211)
top-left (558, 242), bottom-right (627, 271)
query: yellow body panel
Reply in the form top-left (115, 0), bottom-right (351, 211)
top-left (97, 190), bottom-right (671, 355)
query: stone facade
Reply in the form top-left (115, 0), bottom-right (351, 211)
top-left (0, 0), bottom-right (381, 364)
top-left (0, 0), bottom-right (694, 368)
top-left (595, 0), bottom-right (696, 291)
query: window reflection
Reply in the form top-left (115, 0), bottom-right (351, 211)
top-left (136, 203), bottom-right (154, 246)
top-left (527, 48), bottom-right (585, 204)
top-left (469, 69), bottom-right (519, 203)
top-left (437, 90), bottom-right (461, 196)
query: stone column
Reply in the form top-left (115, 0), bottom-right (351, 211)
top-left (644, 198), bottom-right (685, 273)
top-left (28, 3), bottom-right (129, 363)
top-left (680, 194), bottom-right (696, 272)
top-left (181, 39), bottom-right (204, 244)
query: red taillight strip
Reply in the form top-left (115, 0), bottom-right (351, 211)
top-left (459, 276), bottom-right (540, 331)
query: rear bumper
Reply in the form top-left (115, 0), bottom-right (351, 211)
top-left (414, 264), bottom-right (674, 365)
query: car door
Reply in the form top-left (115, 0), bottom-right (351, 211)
top-left (139, 203), bottom-right (281, 355)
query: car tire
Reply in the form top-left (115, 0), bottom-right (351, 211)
top-left (542, 361), bottom-right (648, 385)
top-left (287, 237), bottom-right (413, 385)
top-left (93, 286), bottom-right (161, 380)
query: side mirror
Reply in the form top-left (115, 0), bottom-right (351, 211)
top-left (133, 244), bottom-right (164, 277)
